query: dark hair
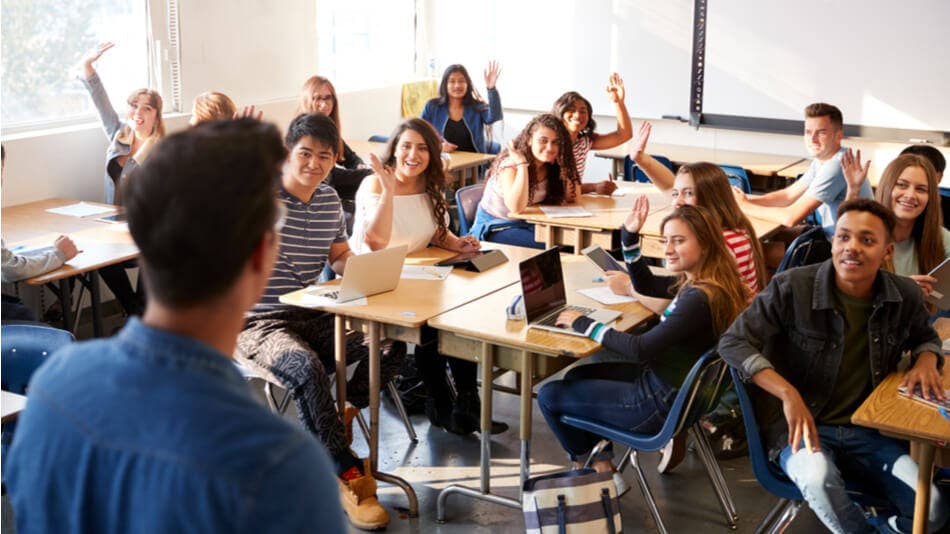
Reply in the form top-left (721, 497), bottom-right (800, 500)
top-left (383, 118), bottom-right (449, 242)
top-left (434, 64), bottom-right (485, 109)
top-left (285, 113), bottom-right (341, 155)
top-left (125, 119), bottom-right (287, 306)
top-left (900, 144), bottom-right (946, 174)
top-left (804, 102), bottom-right (843, 130)
top-left (488, 113), bottom-right (579, 204)
top-left (836, 198), bottom-right (896, 241)
top-left (551, 92), bottom-right (597, 137)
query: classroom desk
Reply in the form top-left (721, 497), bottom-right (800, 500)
top-left (2, 199), bottom-right (139, 336)
top-left (509, 183), bottom-right (783, 257)
top-left (348, 139), bottom-right (496, 188)
top-left (278, 243), bottom-right (541, 517)
top-left (594, 143), bottom-right (809, 181)
top-left (852, 317), bottom-right (950, 534)
top-left (429, 255), bottom-right (655, 519)
top-left (2, 391), bottom-right (28, 423)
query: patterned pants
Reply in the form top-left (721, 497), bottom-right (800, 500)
top-left (236, 308), bottom-right (405, 458)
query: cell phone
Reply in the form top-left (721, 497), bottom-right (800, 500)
top-left (581, 244), bottom-right (626, 273)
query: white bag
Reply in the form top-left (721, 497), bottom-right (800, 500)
top-left (522, 468), bottom-right (621, 534)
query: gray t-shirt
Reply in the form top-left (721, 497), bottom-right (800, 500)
top-left (800, 147), bottom-right (873, 236)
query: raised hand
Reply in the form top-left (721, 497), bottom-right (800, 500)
top-left (484, 60), bottom-right (501, 89)
top-left (369, 153), bottom-right (397, 193)
top-left (731, 185), bottom-right (748, 204)
top-left (605, 72), bottom-right (625, 104)
top-left (840, 148), bottom-right (870, 194)
top-left (82, 42), bottom-right (115, 66)
top-left (623, 194), bottom-right (650, 233)
top-left (629, 121), bottom-right (651, 159)
top-left (234, 105), bottom-right (263, 121)
top-left (506, 140), bottom-right (527, 165)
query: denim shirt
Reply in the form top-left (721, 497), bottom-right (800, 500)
top-left (6, 318), bottom-right (345, 534)
top-left (81, 72), bottom-right (145, 205)
top-left (420, 87), bottom-right (503, 154)
top-left (719, 259), bottom-right (943, 456)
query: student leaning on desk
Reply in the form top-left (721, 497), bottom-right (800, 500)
top-left (5, 119), bottom-right (347, 533)
top-left (538, 202), bottom-right (748, 488)
top-left (350, 117), bottom-right (509, 436)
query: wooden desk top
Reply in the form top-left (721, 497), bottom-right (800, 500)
top-left (851, 370), bottom-right (950, 443)
top-left (2, 391), bottom-right (27, 423)
top-left (511, 183), bottom-right (783, 240)
top-left (428, 255), bottom-right (655, 358)
top-left (279, 243), bottom-right (540, 328)
top-left (2, 199), bottom-right (139, 284)
top-left (594, 142), bottom-right (807, 178)
top-left (347, 140), bottom-right (495, 173)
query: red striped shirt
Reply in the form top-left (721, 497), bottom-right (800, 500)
top-left (723, 228), bottom-right (759, 295)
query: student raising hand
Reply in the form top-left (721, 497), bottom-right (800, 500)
top-left (484, 60), bottom-right (501, 89)
top-left (605, 72), bottom-right (625, 104)
top-left (368, 153), bottom-right (397, 194)
top-left (841, 148), bottom-right (870, 201)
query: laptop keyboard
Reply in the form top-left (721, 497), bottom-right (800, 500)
top-left (536, 305), bottom-right (596, 327)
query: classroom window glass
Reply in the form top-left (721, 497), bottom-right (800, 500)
top-left (1, 0), bottom-right (149, 130)
top-left (316, 0), bottom-right (415, 91)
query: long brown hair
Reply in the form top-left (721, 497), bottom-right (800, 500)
top-left (661, 205), bottom-right (749, 335)
top-left (382, 118), bottom-right (449, 242)
top-left (678, 162), bottom-right (768, 290)
top-left (298, 75), bottom-right (345, 160)
top-left (488, 113), bottom-right (580, 204)
top-left (875, 154), bottom-right (943, 275)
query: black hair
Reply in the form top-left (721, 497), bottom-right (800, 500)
top-left (285, 113), bottom-right (341, 154)
top-left (900, 144), bottom-right (946, 174)
top-left (125, 118), bottom-right (287, 306)
top-left (551, 92), bottom-right (597, 137)
top-left (837, 198), bottom-right (896, 242)
top-left (433, 64), bottom-right (486, 109)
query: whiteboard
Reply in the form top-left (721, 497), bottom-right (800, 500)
top-left (704, 0), bottom-right (950, 132)
top-left (427, 0), bottom-right (694, 121)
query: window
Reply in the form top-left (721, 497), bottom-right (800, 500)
top-left (316, 0), bottom-right (416, 91)
top-left (1, 0), bottom-right (151, 131)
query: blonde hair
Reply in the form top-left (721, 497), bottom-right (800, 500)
top-left (298, 75), bottom-right (345, 160)
top-left (190, 91), bottom-right (236, 125)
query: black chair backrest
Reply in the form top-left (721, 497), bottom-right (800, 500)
top-left (776, 226), bottom-right (831, 273)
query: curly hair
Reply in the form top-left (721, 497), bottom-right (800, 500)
top-left (489, 113), bottom-right (580, 204)
top-left (382, 118), bottom-right (449, 242)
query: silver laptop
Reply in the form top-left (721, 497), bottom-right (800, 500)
top-left (308, 244), bottom-right (409, 303)
top-left (520, 248), bottom-right (621, 337)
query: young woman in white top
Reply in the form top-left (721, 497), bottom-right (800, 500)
top-left (351, 118), bottom-right (507, 435)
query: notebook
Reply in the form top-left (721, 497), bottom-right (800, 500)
top-left (520, 248), bottom-right (621, 337)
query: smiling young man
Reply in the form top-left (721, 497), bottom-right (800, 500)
top-left (234, 113), bottom-right (404, 531)
top-left (733, 103), bottom-right (873, 239)
top-left (719, 198), bottom-right (947, 533)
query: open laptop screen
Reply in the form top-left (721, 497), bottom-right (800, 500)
top-left (519, 248), bottom-right (567, 323)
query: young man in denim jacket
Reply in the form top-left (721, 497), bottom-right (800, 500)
top-left (5, 120), bottom-right (346, 533)
top-left (720, 198), bottom-right (947, 533)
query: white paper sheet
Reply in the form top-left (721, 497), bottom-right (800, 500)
top-left (46, 202), bottom-right (116, 218)
top-left (401, 265), bottom-right (452, 280)
top-left (577, 286), bottom-right (637, 305)
top-left (539, 206), bottom-right (592, 218)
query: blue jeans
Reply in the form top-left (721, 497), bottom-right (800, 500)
top-left (538, 357), bottom-right (676, 463)
top-left (778, 425), bottom-right (947, 534)
top-left (470, 205), bottom-right (544, 249)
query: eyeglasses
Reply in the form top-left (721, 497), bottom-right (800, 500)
top-left (312, 95), bottom-right (334, 103)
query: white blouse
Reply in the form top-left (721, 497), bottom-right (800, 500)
top-left (350, 184), bottom-right (439, 254)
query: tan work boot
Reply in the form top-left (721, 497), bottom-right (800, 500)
top-left (338, 459), bottom-right (389, 530)
top-left (343, 404), bottom-right (361, 446)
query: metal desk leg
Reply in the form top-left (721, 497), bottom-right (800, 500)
top-left (519, 350), bottom-right (533, 490)
top-left (912, 444), bottom-right (935, 534)
top-left (58, 278), bottom-right (74, 332)
top-left (437, 342), bottom-right (520, 522)
top-left (88, 271), bottom-right (103, 337)
top-left (365, 321), bottom-right (418, 517)
top-left (334, 315), bottom-right (346, 416)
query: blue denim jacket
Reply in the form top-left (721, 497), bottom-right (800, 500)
top-left (6, 318), bottom-right (345, 534)
top-left (719, 260), bottom-right (943, 456)
top-left (420, 87), bottom-right (503, 154)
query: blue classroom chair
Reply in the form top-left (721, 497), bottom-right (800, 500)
top-left (624, 154), bottom-right (673, 183)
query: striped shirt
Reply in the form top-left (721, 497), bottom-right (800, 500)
top-left (254, 184), bottom-right (348, 311)
top-left (722, 228), bottom-right (759, 295)
top-left (572, 135), bottom-right (593, 179)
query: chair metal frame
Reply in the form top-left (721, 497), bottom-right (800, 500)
top-left (560, 352), bottom-right (738, 533)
